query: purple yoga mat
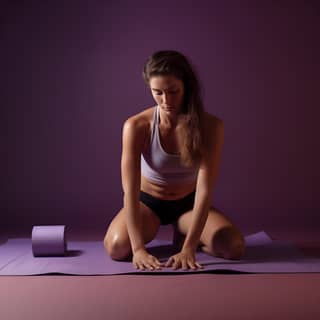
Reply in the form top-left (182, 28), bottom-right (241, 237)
top-left (1, 231), bottom-right (320, 275)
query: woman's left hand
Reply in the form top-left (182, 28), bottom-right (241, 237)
top-left (165, 248), bottom-right (204, 270)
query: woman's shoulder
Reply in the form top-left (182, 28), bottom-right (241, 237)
top-left (123, 105), bottom-right (155, 135)
top-left (203, 111), bottom-right (224, 131)
top-left (201, 112), bottom-right (224, 149)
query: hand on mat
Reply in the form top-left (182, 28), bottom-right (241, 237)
top-left (165, 248), bottom-right (204, 270)
top-left (133, 248), bottom-right (162, 271)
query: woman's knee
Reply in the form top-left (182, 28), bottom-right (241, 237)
top-left (212, 226), bottom-right (246, 260)
top-left (103, 233), bottom-right (132, 261)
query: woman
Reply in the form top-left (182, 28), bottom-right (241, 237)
top-left (104, 50), bottom-right (245, 271)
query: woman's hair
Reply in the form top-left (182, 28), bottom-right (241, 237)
top-left (142, 50), bottom-right (205, 167)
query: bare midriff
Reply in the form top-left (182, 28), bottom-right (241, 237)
top-left (140, 175), bottom-right (197, 200)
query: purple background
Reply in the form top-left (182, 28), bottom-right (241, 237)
top-left (1, 1), bottom-right (319, 237)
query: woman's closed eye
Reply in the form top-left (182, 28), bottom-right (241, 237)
top-left (155, 91), bottom-right (178, 95)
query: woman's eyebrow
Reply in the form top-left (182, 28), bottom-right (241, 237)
top-left (151, 86), bottom-right (177, 91)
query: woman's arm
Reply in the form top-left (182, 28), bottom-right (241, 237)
top-left (121, 117), bottom-right (147, 254)
top-left (182, 118), bottom-right (225, 251)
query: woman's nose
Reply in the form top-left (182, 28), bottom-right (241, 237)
top-left (162, 93), bottom-right (171, 104)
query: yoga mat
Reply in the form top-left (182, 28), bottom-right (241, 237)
top-left (1, 231), bottom-right (320, 275)
top-left (32, 225), bottom-right (67, 257)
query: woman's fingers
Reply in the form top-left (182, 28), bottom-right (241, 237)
top-left (173, 259), bottom-right (180, 270)
top-left (152, 257), bottom-right (162, 269)
top-left (187, 261), bottom-right (195, 270)
top-left (182, 259), bottom-right (188, 270)
top-left (134, 255), bottom-right (162, 271)
top-left (195, 262), bottom-right (204, 269)
top-left (137, 263), bottom-right (145, 270)
top-left (150, 257), bottom-right (162, 270)
top-left (135, 254), bottom-right (203, 271)
top-left (165, 254), bottom-right (204, 270)
top-left (165, 257), bottom-right (174, 267)
top-left (187, 259), bottom-right (203, 270)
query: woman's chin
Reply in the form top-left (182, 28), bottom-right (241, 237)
top-left (162, 106), bottom-right (175, 112)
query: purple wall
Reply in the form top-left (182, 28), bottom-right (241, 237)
top-left (1, 1), bottom-right (319, 237)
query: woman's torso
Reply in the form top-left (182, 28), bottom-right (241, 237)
top-left (135, 105), bottom-right (217, 200)
top-left (140, 175), bottom-right (197, 200)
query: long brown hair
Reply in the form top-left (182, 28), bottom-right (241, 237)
top-left (142, 50), bottom-right (205, 167)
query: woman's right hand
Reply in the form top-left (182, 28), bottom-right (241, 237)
top-left (133, 248), bottom-right (162, 271)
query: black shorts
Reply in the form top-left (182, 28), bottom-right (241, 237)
top-left (139, 190), bottom-right (196, 225)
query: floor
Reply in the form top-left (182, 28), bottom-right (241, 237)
top-left (1, 226), bottom-right (320, 320)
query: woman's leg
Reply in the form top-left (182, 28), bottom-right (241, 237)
top-left (103, 202), bottom-right (161, 260)
top-left (176, 207), bottom-right (246, 259)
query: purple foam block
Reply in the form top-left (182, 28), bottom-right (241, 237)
top-left (31, 225), bottom-right (67, 257)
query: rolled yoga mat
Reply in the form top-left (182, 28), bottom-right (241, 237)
top-left (31, 225), bottom-right (67, 257)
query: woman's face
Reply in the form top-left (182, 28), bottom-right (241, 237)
top-left (149, 74), bottom-right (185, 114)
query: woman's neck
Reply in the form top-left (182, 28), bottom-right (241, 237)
top-left (158, 108), bottom-right (181, 129)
